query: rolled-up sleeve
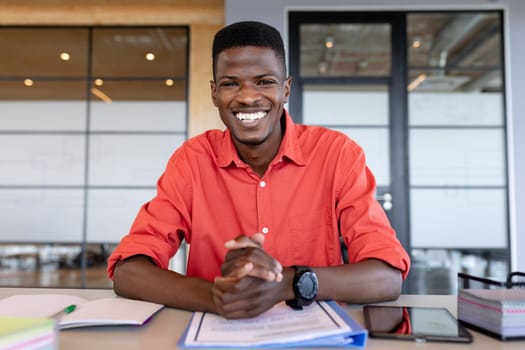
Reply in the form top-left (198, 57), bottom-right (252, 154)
top-left (336, 141), bottom-right (411, 279)
top-left (107, 149), bottom-right (192, 279)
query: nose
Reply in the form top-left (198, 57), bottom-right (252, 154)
top-left (236, 83), bottom-right (260, 105)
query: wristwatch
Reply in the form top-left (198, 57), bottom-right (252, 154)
top-left (285, 265), bottom-right (318, 310)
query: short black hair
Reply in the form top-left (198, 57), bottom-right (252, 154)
top-left (212, 21), bottom-right (287, 79)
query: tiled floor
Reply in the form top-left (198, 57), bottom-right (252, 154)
top-left (1, 247), bottom-right (508, 293)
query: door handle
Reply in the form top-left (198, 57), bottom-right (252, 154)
top-left (376, 192), bottom-right (392, 211)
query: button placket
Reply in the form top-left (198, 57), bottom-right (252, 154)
top-left (256, 179), bottom-right (271, 236)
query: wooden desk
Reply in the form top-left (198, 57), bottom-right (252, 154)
top-left (0, 288), bottom-right (523, 349)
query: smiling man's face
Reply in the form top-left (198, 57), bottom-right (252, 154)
top-left (211, 46), bottom-right (291, 149)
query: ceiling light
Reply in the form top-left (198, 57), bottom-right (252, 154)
top-left (412, 36), bottom-right (422, 49)
top-left (318, 61), bottom-right (328, 74)
top-left (407, 73), bottom-right (427, 91)
top-left (94, 79), bottom-right (104, 86)
top-left (60, 52), bottom-right (71, 61)
top-left (91, 87), bottom-right (112, 104)
top-left (165, 79), bottom-right (174, 86)
top-left (324, 36), bottom-right (334, 49)
top-left (145, 53), bottom-right (155, 61)
top-left (358, 60), bottom-right (369, 70)
top-left (24, 79), bottom-right (34, 87)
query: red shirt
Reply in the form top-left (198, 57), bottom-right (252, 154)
top-left (107, 111), bottom-right (410, 281)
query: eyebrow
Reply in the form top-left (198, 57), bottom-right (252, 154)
top-left (255, 73), bottom-right (278, 79)
top-left (218, 73), bottom-right (278, 80)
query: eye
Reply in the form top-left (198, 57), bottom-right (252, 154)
top-left (220, 80), bottom-right (238, 87)
top-left (258, 79), bottom-right (276, 86)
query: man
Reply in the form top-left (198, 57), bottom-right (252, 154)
top-left (107, 21), bottom-right (410, 319)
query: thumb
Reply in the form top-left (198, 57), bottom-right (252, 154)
top-left (251, 232), bottom-right (265, 246)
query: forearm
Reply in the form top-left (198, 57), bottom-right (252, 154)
top-left (313, 259), bottom-right (402, 304)
top-left (112, 255), bottom-right (217, 313)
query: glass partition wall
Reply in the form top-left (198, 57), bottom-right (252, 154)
top-left (0, 27), bottom-right (189, 288)
top-left (289, 11), bottom-right (509, 294)
top-left (406, 12), bottom-right (508, 294)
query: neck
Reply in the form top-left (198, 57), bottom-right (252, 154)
top-left (242, 151), bottom-right (275, 178)
top-left (235, 118), bottom-right (285, 177)
top-left (235, 138), bottom-right (280, 178)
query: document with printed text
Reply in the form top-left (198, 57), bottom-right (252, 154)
top-left (179, 300), bottom-right (367, 348)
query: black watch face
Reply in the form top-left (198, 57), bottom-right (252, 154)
top-left (298, 271), bottom-right (318, 300)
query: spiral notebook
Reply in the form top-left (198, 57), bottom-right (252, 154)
top-left (457, 272), bottom-right (525, 340)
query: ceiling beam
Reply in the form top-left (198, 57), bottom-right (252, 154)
top-left (0, 1), bottom-right (224, 26)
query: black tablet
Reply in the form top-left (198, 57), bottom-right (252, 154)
top-left (363, 305), bottom-right (473, 343)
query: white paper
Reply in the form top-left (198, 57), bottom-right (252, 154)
top-left (0, 294), bottom-right (88, 318)
top-left (0, 294), bottom-right (164, 329)
top-left (183, 301), bottom-right (352, 347)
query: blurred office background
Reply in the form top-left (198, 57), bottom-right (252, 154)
top-left (0, 0), bottom-right (524, 295)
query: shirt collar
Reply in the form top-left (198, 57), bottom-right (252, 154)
top-left (216, 109), bottom-right (306, 168)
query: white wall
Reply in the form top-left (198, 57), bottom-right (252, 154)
top-left (225, 0), bottom-right (525, 272)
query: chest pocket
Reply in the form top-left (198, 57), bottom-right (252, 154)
top-left (286, 206), bottom-right (339, 266)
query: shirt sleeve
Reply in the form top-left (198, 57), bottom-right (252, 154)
top-left (336, 140), bottom-right (411, 279)
top-left (106, 148), bottom-right (193, 279)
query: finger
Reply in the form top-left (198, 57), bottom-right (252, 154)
top-left (217, 281), bottom-right (277, 319)
top-left (250, 233), bottom-right (265, 246)
top-left (211, 283), bottom-right (229, 316)
top-left (214, 275), bottom-right (238, 290)
top-left (244, 264), bottom-right (282, 282)
top-left (212, 288), bottom-right (258, 318)
top-left (223, 262), bottom-right (254, 279)
top-left (242, 252), bottom-right (282, 281)
top-left (224, 234), bottom-right (264, 250)
top-left (225, 259), bottom-right (280, 281)
top-left (222, 249), bottom-right (282, 281)
top-left (274, 271), bottom-right (284, 282)
top-left (246, 266), bottom-right (282, 282)
top-left (214, 275), bottom-right (283, 319)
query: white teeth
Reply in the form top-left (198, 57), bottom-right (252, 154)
top-left (235, 111), bottom-right (266, 121)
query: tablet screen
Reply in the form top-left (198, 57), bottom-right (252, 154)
top-left (363, 306), bottom-right (472, 343)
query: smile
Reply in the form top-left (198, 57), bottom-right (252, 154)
top-left (235, 111), bottom-right (267, 122)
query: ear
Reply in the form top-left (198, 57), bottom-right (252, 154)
top-left (283, 76), bottom-right (292, 103)
top-left (210, 80), bottom-right (218, 107)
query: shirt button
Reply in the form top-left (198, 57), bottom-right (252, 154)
top-left (261, 227), bottom-right (269, 234)
top-left (259, 181), bottom-right (266, 188)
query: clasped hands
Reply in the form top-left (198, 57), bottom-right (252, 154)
top-left (211, 233), bottom-right (285, 319)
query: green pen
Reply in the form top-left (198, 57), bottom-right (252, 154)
top-left (51, 304), bottom-right (77, 320)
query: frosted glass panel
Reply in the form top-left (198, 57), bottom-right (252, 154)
top-left (410, 129), bottom-right (505, 186)
top-left (0, 102), bottom-right (86, 131)
top-left (0, 189), bottom-right (83, 242)
top-left (411, 188), bottom-right (507, 248)
top-left (303, 87), bottom-right (388, 125)
top-left (87, 189), bottom-right (156, 243)
top-left (89, 134), bottom-right (185, 186)
top-left (0, 135), bottom-right (85, 185)
top-left (409, 93), bottom-right (503, 126)
top-left (90, 101), bottom-right (187, 132)
top-left (333, 127), bottom-right (389, 186)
